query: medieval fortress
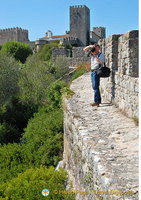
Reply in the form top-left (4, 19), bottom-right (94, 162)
top-left (35, 5), bottom-right (106, 51)
top-left (0, 27), bottom-right (35, 48)
top-left (0, 5), bottom-right (105, 49)
top-left (0, 5), bottom-right (139, 199)
top-left (0, 27), bottom-right (28, 45)
top-left (0, 4), bottom-right (138, 119)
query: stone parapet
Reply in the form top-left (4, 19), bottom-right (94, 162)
top-left (118, 30), bottom-right (138, 77)
top-left (98, 30), bottom-right (138, 119)
top-left (100, 74), bottom-right (138, 119)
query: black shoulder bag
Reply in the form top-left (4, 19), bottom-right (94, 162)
top-left (97, 53), bottom-right (111, 78)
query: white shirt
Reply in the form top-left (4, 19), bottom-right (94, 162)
top-left (91, 52), bottom-right (105, 70)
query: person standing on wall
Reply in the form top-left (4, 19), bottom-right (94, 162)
top-left (83, 44), bottom-right (105, 106)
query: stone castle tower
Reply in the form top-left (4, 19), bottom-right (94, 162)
top-left (70, 5), bottom-right (90, 46)
top-left (0, 27), bottom-right (29, 45)
top-left (93, 27), bottom-right (105, 39)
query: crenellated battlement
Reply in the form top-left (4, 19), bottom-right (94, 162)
top-left (0, 27), bottom-right (28, 33)
top-left (71, 5), bottom-right (83, 8)
top-left (62, 36), bottom-right (77, 41)
top-left (93, 26), bottom-right (105, 29)
top-left (70, 5), bottom-right (88, 10)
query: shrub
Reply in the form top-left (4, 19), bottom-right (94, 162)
top-left (47, 81), bottom-right (66, 109)
top-left (54, 56), bottom-right (70, 79)
top-left (0, 166), bottom-right (75, 200)
top-left (0, 41), bottom-right (32, 63)
top-left (39, 41), bottom-right (59, 61)
top-left (22, 107), bottom-right (63, 167)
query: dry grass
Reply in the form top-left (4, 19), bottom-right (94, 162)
top-left (74, 62), bottom-right (91, 72)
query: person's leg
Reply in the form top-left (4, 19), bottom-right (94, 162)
top-left (91, 71), bottom-right (101, 104)
top-left (95, 72), bottom-right (101, 103)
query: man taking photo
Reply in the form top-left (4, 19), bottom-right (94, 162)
top-left (83, 44), bottom-right (105, 106)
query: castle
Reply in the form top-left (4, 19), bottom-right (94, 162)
top-left (0, 5), bottom-right (105, 51)
top-left (0, 5), bottom-right (138, 199)
top-left (0, 27), bottom-right (28, 45)
top-left (35, 5), bottom-right (106, 51)
top-left (0, 27), bottom-right (35, 49)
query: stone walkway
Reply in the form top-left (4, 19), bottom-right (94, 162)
top-left (68, 72), bottom-right (139, 200)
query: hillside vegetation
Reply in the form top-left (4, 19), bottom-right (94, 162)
top-left (0, 41), bottom-right (87, 199)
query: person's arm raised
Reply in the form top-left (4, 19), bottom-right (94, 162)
top-left (83, 45), bottom-right (94, 52)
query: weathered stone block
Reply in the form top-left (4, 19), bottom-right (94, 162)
top-left (127, 30), bottom-right (138, 38)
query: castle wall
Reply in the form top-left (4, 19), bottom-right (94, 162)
top-left (70, 5), bottom-right (90, 46)
top-left (52, 47), bottom-right (90, 66)
top-left (17, 28), bottom-right (29, 42)
top-left (61, 31), bottom-right (139, 200)
top-left (0, 27), bottom-right (29, 45)
top-left (63, 73), bottom-right (138, 200)
top-left (52, 47), bottom-right (71, 62)
top-left (93, 27), bottom-right (106, 39)
top-left (98, 30), bottom-right (138, 119)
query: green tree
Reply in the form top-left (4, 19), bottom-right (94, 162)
top-left (0, 97), bottom-right (38, 145)
top-left (0, 143), bottom-right (33, 184)
top-left (0, 41), bottom-right (32, 63)
top-left (18, 54), bottom-right (55, 105)
top-left (0, 91), bottom-right (64, 182)
top-left (0, 166), bottom-right (75, 200)
top-left (0, 54), bottom-right (20, 106)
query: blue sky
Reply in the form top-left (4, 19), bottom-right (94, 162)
top-left (0, 0), bottom-right (138, 41)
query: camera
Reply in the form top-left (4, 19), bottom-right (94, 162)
top-left (87, 47), bottom-right (96, 57)
top-left (91, 47), bottom-right (96, 52)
